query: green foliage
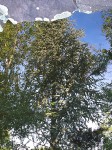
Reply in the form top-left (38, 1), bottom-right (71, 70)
top-left (102, 126), bottom-right (112, 150)
top-left (102, 49), bottom-right (112, 60)
top-left (100, 83), bottom-right (112, 149)
top-left (102, 10), bottom-right (112, 61)
top-left (0, 19), bottom-right (109, 149)
top-left (33, 147), bottom-right (61, 150)
top-left (103, 137), bottom-right (112, 150)
top-left (69, 127), bottom-right (108, 149)
top-left (102, 9), bottom-right (112, 47)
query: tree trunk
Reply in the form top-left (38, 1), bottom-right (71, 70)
top-left (50, 83), bottom-right (57, 149)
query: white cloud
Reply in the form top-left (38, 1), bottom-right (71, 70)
top-left (43, 18), bottom-right (50, 22)
top-left (0, 4), bottom-right (8, 23)
top-left (35, 17), bottom-right (43, 21)
top-left (51, 11), bottom-right (72, 21)
top-left (0, 4), bottom-right (9, 32)
top-left (0, 4), bottom-right (8, 15)
top-left (8, 18), bottom-right (18, 24)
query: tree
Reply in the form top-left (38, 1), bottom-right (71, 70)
top-left (102, 9), bottom-right (112, 47)
top-left (0, 20), bottom-right (21, 148)
top-left (100, 83), bottom-right (112, 150)
top-left (0, 21), bottom-right (45, 148)
top-left (0, 19), bottom-right (109, 149)
top-left (102, 9), bottom-right (112, 60)
top-left (19, 20), bottom-right (109, 149)
top-left (90, 10), bottom-right (112, 149)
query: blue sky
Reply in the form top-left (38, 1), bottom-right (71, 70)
top-left (70, 12), bottom-right (112, 83)
top-left (70, 11), bottom-right (110, 50)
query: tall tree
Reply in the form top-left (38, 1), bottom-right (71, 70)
top-left (0, 19), bottom-right (109, 149)
top-left (20, 20), bottom-right (108, 149)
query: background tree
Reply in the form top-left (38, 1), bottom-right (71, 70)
top-left (100, 83), bottom-right (112, 150)
top-left (89, 9), bottom-right (112, 150)
top-left (102, 9), bottom-right (112, 60)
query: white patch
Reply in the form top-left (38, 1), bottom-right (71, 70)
top-left (78, 6), bottom-right (92, 14)
top-left (8, 18), bottom-right (18, 24)
top-left (51, 11), bottom-right (72, 21)
top-left (0, 15), bottom-right (7, 23)
top-left (36, 7), bottom-right (40, 10)
top-left (86, 121), bottom-right (99, 131)
top-left (43, 18), bottom-right (50, 22)
top-left (0, 24), bottom-right (3, 32)
top-left (0, 4), bottom-right (8, 32)
top-left (0, 4), bottom-right (8, 23)
top-left (78, 9), bottom-right (92, 14)
top-left (35, 17), bottom-right (43, 21)
top-left (84, 11), bottom-right (92, 14)
top-left (0, 4), bottom-right (8, 15)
